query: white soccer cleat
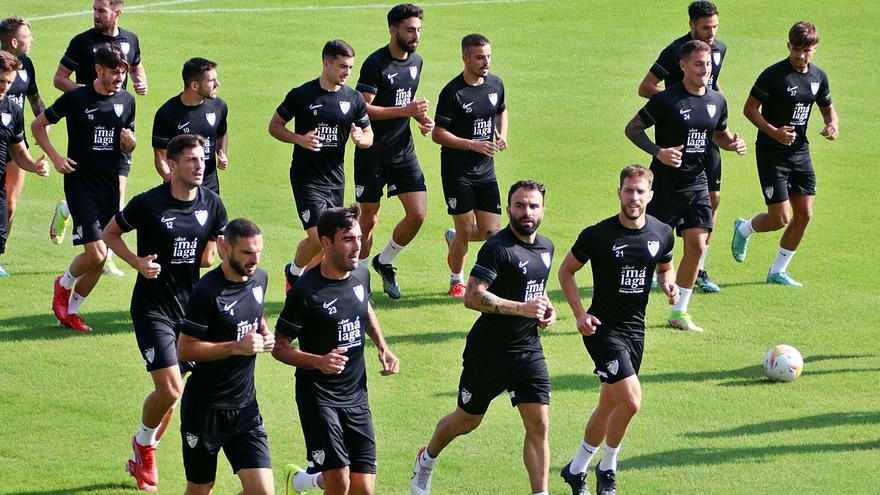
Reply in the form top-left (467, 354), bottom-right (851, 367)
top-left (410, 447), bottom-right (435, 495)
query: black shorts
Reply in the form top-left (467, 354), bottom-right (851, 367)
top-left (181, 401), bottom-right (271, 484)
top-left (440, 174), bottom-right (501, 216)
top-left (290, 172), bottom-right (344, 230)
top-left (583, 332), bottom-right (644, 384)
top-left (131, 312), bottom-right (194, 373)
top-left (202, 169), bottom-right (220, 196)
top-left (705, 142), bottom-right (722, 192)
top-left (457, 349), bottom-right (551, 415)
top-left (64, 184), bottom-right (119, 246)
top-left (0, 174), bottom-right (7, 255)
top-left (297, 401), bottom-right (377, 474)
top-left (756, 145), bottom-right (815, 205)
top-left (354, 153), bottom-right (426, 203)
top-left (647, 187), bottom-right (713, 236)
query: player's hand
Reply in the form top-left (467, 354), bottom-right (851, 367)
top-left (120, 128), bottom-right (137, 153)
top-left (259, 330), bottom-right (275, 352)
top-left (521, 295), bottom-right (549, 320)
top-left (216, 149), bottom-right (228, 170)
top-left (469, 139), bottom-right (497, 156)
top-left (318, 348), bottom-right (348, 375)
top-left (237, 331), bottom-right (268, 356)
top-left (773, 125), bottom-right (797, 146)
top-left (135, 254), bottom-right (161, 279)
top-left (350, 123), bottom-right (367, 146)
top-left (298, 129), bottom-right (323, 152)
top-left (418, 116), bottom-right (435, 136)
top-left (32, 154), bottom-right (50, 177)
top-left (133, 79), bottom-right (148, 96)
top-left (656, 145), bottom-right (683, 167)
top-left (378, 347), bottom-right (400, 376)
top-left (538, 300), bottom-right (557, 329)
top-left (405, 97), bottom-right (429, 118)
top-left (819, 123), bottom-right (838, 140)
top-left (729, 132), bottom-right (747, 155)
top-left (494, 131), bottom-right (508, 151)
top-left (576, 312), bottom-right (601, 336)
top-left (51, 154), bottom-right (77, 174)
top-left (662, 282), bottom-right (679, 305)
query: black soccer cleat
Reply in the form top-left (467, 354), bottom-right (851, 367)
top-left (595, 464), bottom-right (617, 495)
top-left (372, 257), bottom-right (401, 299)
top-left (284, 263), bottom-right (299, 293)
top-left (560, 461), bottom-right (591, 495)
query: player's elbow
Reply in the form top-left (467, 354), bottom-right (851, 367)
top-left (637, 82), bottom-right (651, 99)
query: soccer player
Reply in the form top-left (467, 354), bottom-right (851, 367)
top-left (273, 205), bottom-right (399, 495)
top-left (269, 40), bottom-right (373, 290)
top-left (557, 165), bottom-right (678, 495)
top-left (32, 44), bottom-right (136, 332)
top-left (624, 39), bottom-right (746, 333)
top-left (103, 134), bottom-right (227, 491)
top-left (434, 33), bottom-right (508, 298)
top-left (0, 50), bottom-right (49, 276)
top-left (177, 218), bottom-right (275, 495)
top-left (637, 1), bottom-right (726, 292)
top-left (732, 21), bottom-right (838, 287)
top-left (153, 57), bottom-right (228, 194)
top-left (355, 3), bottom-right (434, 300)
top-left (0, 17), bottom-right (46, 238)
top-left (410, 180), bottom-right (555, 495)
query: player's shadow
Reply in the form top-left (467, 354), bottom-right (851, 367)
top-left (683, 411), bottom-right (880, 439)
top-left (5, 482), bottom-right (133, 495)
top-left (0, 310), bottom-right (134, 342)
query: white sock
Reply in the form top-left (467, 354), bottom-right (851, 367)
top-left (570, 439), bottom-right (598, 474)
top-left (598, 444), bottom-right (620, 472)
top-left (377, 238), bottom-right (404, 265)
top-left (60, 267), bottom-right (76, 289)
top-left (60, 201), bottom-right (70, 217)
top-left (292, 470), bottom-right (320, 492)
top-left (698, 245), bottom-right (709, 271)
top-left (420, 448), bottom-right (437, 469)
top-left (68, 292), bottom-right (86, 314)
top-left (739, 218), bottom-right (755, 238)
top-left (450, 271), bottom-right (463, 284)
top-left (289, 263), bottom-right (304, 277)
top-left (532, 492), bottom-right (549, 495)
top-left (770, 248), bottom-right (796, 274)
top-left (136, 422), bottom-right (159, 446)
top-left (673, 287), bottom-right (693, 312)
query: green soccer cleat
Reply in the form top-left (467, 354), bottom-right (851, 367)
top-left (0, 263), bottom-right (9, 277)
top-left (668, 310), bottom-right (704, 333)
top-left (49, 201), bottom-right (71, 246)
top-left (731, 218), bottom-right (750, 262)
top-left (766, 271), bottom-right (803, 287)
top-left (103, 257), bottom-right (125, 277)
top-left (284, 463), bottom-right (308, 494)
top-left (695, 270), bottom-right (720, 293)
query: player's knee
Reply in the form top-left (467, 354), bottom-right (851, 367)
top-left (404, 208), bottom-right (426, 227)
top-left (454, 226), bottom-right (472, 243)
top-left (456, 414), bottom-right (483, 434)
top-left (359, 214), bottom-right (379, 234)
top-left (85, 244), bottom-right (109, 267)
top-left (321, 471), bottom-right (350, 495)
top-left (794, 208), bottom-right (813, 223)
top-left (524, 414), bottom-right (550, 438)
top-left (158, 380), bottom-right (183, 404)
top-left (770, 211), bottom-right (791, 229)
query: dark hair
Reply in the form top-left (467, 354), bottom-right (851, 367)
top-left (0, 50), bottom-right (21, 72)
top-left (95, 43), bottom-right (129, 70)
top-left (619, 164), bottom-right (654, 188)
top-left (0, 16), bottom-right (27, 48)
top-left (322, 39), bottom-right (355, 60)
top-left (507, 179), bottom-right (545, 204)
top-left (688, 1), bottom-right (717, 20)
top-left (167, 134), bottom-right (206, 163)
top-left (679, 39), bottom-right (711, 60)
top-left (182, 57), bottom-right (217, 86)
top-left (388, 4), bottom-right (423, 26)
top-left (789, 21), bottom-right (819, 48)
top-left (225, 218), bottom-right (261, 245)
top-left (461, 33), bottom-right (490, 51)
top-left (108, 0), bottom-right (125, 6)
top-left (317, 204), bottom-right (360, 241)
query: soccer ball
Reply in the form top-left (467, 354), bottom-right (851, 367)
top-left (763, 345), bottom-right (804, 382)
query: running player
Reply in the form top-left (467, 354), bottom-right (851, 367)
top-left (638, 1), bottom-right (726, 292)
top-left (557, 165), bottom-right (678, 495)
top-left (624, 39), bottom-right (746, 333)
top-left (153, 57), bottom-right (228, 194)
top-left (273, 205), bottom-right (399, 495)
top-left (410, 180), bottom-right (555, 495)
top-left (732, 21), bottom-right (838, 287)
top-left (434, 33), bottom-right (508, 298)
top-left (355, 3), bottom-right (434, 299)
top-left (32, 44), bottom-right (136, 332)
top-left (103, 134), bottom-right (227, 491)
top-left (269, 40), bottom-right (373, 291)
top-left (178, 218), bottom-right (274, 495)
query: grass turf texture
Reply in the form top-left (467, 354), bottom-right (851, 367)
top-left (2, 0), bottom-right (879, 493)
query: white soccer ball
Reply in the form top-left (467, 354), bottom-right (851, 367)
top-left (763, 345), bottom-right (804, 382)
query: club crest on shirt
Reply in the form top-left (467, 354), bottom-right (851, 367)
top-left (409, 65), bottom-right (418, 79)
top-left (541, 252), bottom-right (551, 268)
top-left (353, 284), bottom-right (365, 302)
top-left (764, 186), bottom-right (774, 199)
top-left (460, 388), bottom-right (472, 404)
top-left (17, 70), bottom-right (27, 82)
top-left (713, 51), bottom-right (721, 66)
top-left (607, 359), bottom-right (619, 376)
top-left (312, 450), bottom-right (325, 466)
top-left (194, 209), bottom-right (208, 226)
top-left (488, 92), bottom-right (498, 106)
top-left (113, 104), bottom-right (123, 117)
top-left (144, 347), bottom-right (155, 364)
top-left (119, 41), bottom-right (130, 56)
top-left (252, 286), bottom-right (264, 304)
top-left (706, 104), bottom-right (716, 118)
top-left (0, 112), bottom-right (11, 127)
top-left (206, 112), bottom-right (216, 126)
top-left (647, 240), bottom-right (660, 257)
top-left (339, 101), bottom-right (351, 115)
top-left (810, 82), bottom-right (819, 95)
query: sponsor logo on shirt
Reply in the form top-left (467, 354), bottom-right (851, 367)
top-left (685, 128), bottom-right (707, 154)
top-left (524, 278), bottom-right (546, 301)
top-left (315, 122), bottom-right (339, 148)
top-left (171, 236), bottom-right (199, 264)
top-left (93, 126), bottom-right (115, 151)
top-left (337, 316), bottom-right (362, 348)
top-left (236, 317), bottom-right (260, 341)
top-left (791, 102), bottom-right (809, 126)
top-left (619, 265), bottom-right (647, 295)
top-left (395, 87), bottom-right (413, 107)
top-left (473, 118), bottom-right (492, 140)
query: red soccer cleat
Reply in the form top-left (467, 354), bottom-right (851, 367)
top-left (126, 436), bottom-right (158, 489)
top-left (52, 276), bottom-right (71, 321)
top-left (448, 282), bottom-right (467, 299)
top-left (60, 314), bottom-right (92, 333)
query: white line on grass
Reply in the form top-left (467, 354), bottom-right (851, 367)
top-left (128, 0), bottom-right (539, 16)
top-left (29, 0), bottom-right (205, 21)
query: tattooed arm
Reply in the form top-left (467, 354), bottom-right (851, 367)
top-left (463, 276), bottom-right (548, 319)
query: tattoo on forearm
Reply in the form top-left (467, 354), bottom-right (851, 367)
top-left (625, 115), bottom-right (660, 156)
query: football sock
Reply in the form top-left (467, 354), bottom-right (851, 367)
top-left (60, 267), bottom-right (76, 290)
top-left (420, 448), bottom-right (438, 468)
top-left (289, 263), bottom-right (304, 277)
top-left (377, 238), bottom-right (404, 265)
top-left (136, 422), bottom-right (159, 447)
top-left (450, 271), bottom-right (463, 285)
top-left (570, 439), bottom-right (598, 474)
top-left (598, 443), bottom-right (620, 472)
top-left (770, 248), bottom-right (796, 274)
top-left (698, 246), bottom-right (708, 270)
top-left (68, 292), bottom-right (86, 314)
top-left (292, 470), bottom-right (320, 492)
top-left (739, 218), bottom-right (755, 238)
top-left (532, 492), bottom-right (549, 495)
top-left (673, 287), bottom-right (693, 312)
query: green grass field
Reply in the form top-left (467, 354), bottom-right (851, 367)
top-left (2, 0), bottom-right (879, 493)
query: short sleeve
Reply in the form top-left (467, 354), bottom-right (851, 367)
top-left (115, 192), bottom-right (147, 232)
top-left (44, 91), bottom-right (76, 125)
top-left (495, 80), bottom-right (506, 114)
top-left (570, 227), bottom-right (594, 264)
top-left (659, 225), bottom-right (675, 264)
top-left (130, 35), bottom-right (142, 67)
top-left (715, 98), bottom-right (728, 131)
top-left (181, 283), bottom-right (213, 339)
top-left (276, 287), bottom-right (307, 339)
top-left (649, 45), bottom-right (677, 81)
top-left (26, 61), bottom-right (38, 96)
top-left (816, 71), bottom-right (832, 107)
top-left (212, 195), bottom-right (228, 237)
top-left (9, 105), bottom-right (25, 144)
top-left (355, 57), bottom-right (381, 95)
top-left (750, 67), bottom-right (774, 103)
top-left (276, 88), bottom-right (299, 122)
top-left (125, 97), bottom-right (136, 130)
top-left (434, 84), bottom-right (455, 129)
top-left (60, 37), bottom-right (80, 71)
top-left (353, 92), bottom-right (370, 128)
top-left (217, 101), bottom-right (229, 136)
top-left (151, 106), bottom-right (171, 149)
top-left (638, 94), bottom-right (662, 128)
top-left (470, 242), bottom-right (508, 285)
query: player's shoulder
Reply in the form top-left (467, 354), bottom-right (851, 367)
top-left (485, 73), bottom-right (504, 89)
top-left (156, 93), bottom-right (181, 113)
top-left (534, 232), bottom-right (554, 251)
top-left (118, 27), bottom-right (139, 42)
top-left (808, 63), bottom-right (828, 79)
top-left (351, 263), bottom-right (371, 284)
top-left (69, 28), bottom-right (95, 44)
top-left (134, 182), bottom-right (170, 204)
top-left (252, 267), bottom-right (269, 288)
top-left (341, 84), bottom-right (365, 100)
top-left (194, 265), bottom-right (226, 294)
top-left (18, 54), bottom-right (35, 70)
top-left (705, 87), bottom-right (726, 104)
top-left (440, 72), bottom-right (466, 93)
top-left (645, 215), bottom-right (674, 236)
top-left (363, 46), bottom-right (389, 66)
top-left (484, 227), bottom-right (518, 250)
top-left (713, 38), bottom-right (727, 52)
